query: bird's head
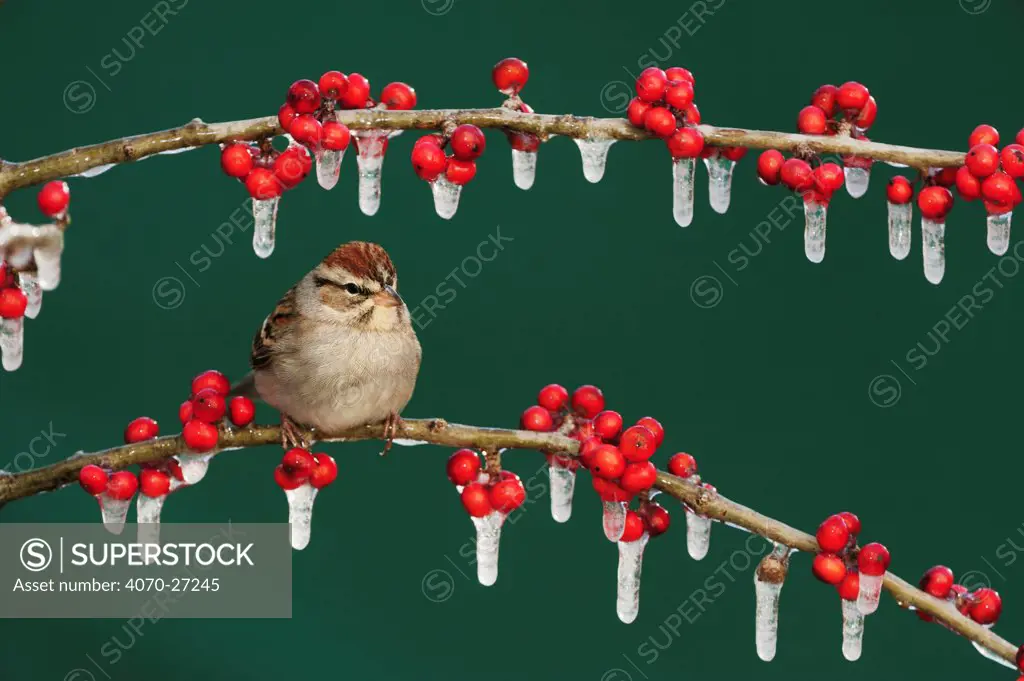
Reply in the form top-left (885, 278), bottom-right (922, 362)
top-left (303, 241), bottom-right (408, 331)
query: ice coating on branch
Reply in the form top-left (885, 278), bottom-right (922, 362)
top-left (616, 533), bottom-right (649, 624)
top-left (98, 494), bottom-right (131, 535)
top-left (703, 154), bottom-right (735, 214)
top-left (430, 176), bottom-right (463, 220)
top-left (472, 511), bottom-right (506, 586)
top-left (754, 545), bottom-right (789, 662)
top-left (316, 148), bottom-right (346, 191)
top-left (803, 200), bottom-right (828, 263)
top-left (672, 157), bottom-right (696, 227)
top-left (844, 167), bottom-right (870, 198)
top-left (512, 149), bottom-right (537, 190)
top-left (137, 493), bottom-right (168, 548)
top-left (971, 641), bottom-right (1018, 670)
top-left (20, 273), bottom-right (42, 319)
top-left (574, 138), bottom-right (615, 183)
top-left (175, 453), bottom-right (213, 485)
top-left (603, 501), bottom-right (627, 542)
top-left (74, 163), bottom-right (116, 178)
top-left (841, 598), bottom-right (864, 661)
top-left (922, 218), bottom-right (945, 285)
top-left (355, 130), bottom-right (388, 215)
top-left (888, 202), bottom-right (912, 260)
top-left (857, 573), bottom-right (883, 615)
top-left (285, 483), bottom-right (319, 550)
top-left (685, 508), bottom-right (711, 560)
top-left (252, 197), bottom-right (279, 259)
top-left (1, 317), bottom-right (24, 371)
top-left (548, 461), bottom-right (576, 523)
top-left (987, 211), bottom-right (1012, 256)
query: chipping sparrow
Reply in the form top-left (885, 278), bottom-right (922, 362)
top-left (233, 241), bottom-right (421, 450)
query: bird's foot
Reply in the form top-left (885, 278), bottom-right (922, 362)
top-left (380, 411), bottom-right (402, 456)
top-left (281, 416), bottom-right (316, 450)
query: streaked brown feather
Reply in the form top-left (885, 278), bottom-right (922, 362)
top-left (251, 285), bottom-right (298, 371)
top-left (323, 241), bottom-right (396, 287)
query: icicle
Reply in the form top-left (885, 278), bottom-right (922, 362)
top-left (0, 316), bottom-right (24, 371)
top-left (175, 453), bottom-right (213, 485)
top-left (315, 148), bottom-right (345, 191)
top-left (430, 175), bottom-right (462, 220)
top-left (888, 202), bottom-right (912, 260)
top-left (136, 493), bottom-right (168, 549)
top-left (686, 509), bottom-right (712, 560)
top-left (616, 532), bottom-right (649, 624)
top-left (857, 572), bottom-right (883, 615)
top-left (252, 197), bottom-right (279, 259)
top-left (841, 598), bottom-right (864, 661)
top-left (548, 460), bottom-right (576, 523)
top-left (472, 510), bottom-right (506, 586)
top-left (512, 149), bottom-right (537, 190)
top-left (672, 157), bottom-right (696, 227)
top-left (986, 211), bottom-right (1012, 256)
top-left (19, 273), bottom-right (42, 319)
top-left (803, 199), bottom-right (828, 263)
top-left (98, 493), bottom-right (131, 535)
top-left (754, 546), bottom-right (789, 662)
top-left (602, 501), bottom-right (627, 542)
top-left (703, 153), bottom-right (736, 214)
top-left (285, 483), bottom-right (319, 550)
top-left (971, 641), bottom-right (1018, 670)
top-left (74, 164), bottom-right (116, 178)
top-left (922, 218), bottom-right (946, 285)
top-left (355, 130), bottom-right (388, 216)
top-left (844, 166), bottom-right (870, 198)
top-left (574, 138), bottom-right (615, 183)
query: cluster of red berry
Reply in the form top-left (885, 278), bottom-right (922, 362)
top-left (491, 57), bottom-right (539, 156)
top-left (757, 150), bottom-right (844, 205)
top-left (811, 512), bottom-right (890, 596)
top-left (917, 565), bottom-right (1002, 626)
top-left (520, 384), bottom-right (676, 542)
top-left (447, 449), bottom-right (526, 517)
top-left (273, 447), bottom-right (338, 491)
top-left (411, 125), bottom-right (486, 186)
top-left (625, 66), bottom-right (704, 159)
top-left (79, 465), bottom-right (144, 502)
top-left (175, 369), bottom-right (255, 452)
top-left (798, 82), bottom-right (877, 137)
top-left (953, 125), bottom-right (1024, 216)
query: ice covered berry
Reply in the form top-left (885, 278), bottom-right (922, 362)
top-left (380, 82), bottom-right (416, 110)
top-left (812, 553), bottom-right (847, 585)
top-left (281, 448), bottom-right (315, 481)
top-left (919, 565), bottom-right (954, 599)
top-left (757, 150), bottom-right (785, 185)
top-left (140, 469), bottom-right (171, 498)
top-left (286, 79), bottom-right (321, 114)
top-left (489, 475), bottom-right (526, 513)
top-left (79, 464), bottom-right (108, 496)
top-left (461, 482), bottom-right (492, 517)
top-left (124, 417), bottom-right (159, 444)
top-left (667, 452), bottom-right (697, 478)
top-left (220, 144), bottom-right (254, 178)
top-left (520, 405), bottom-right (554, 431)
top-left (857, 542), bottom-right (890, 577)
top-left (309, 453), bottom-right (338, 489)
top-left (886, 175), bottom-right (913, 204)
top-left (37, 181), bottom-right (71, 217)
top-left (0, 288), bottom-right (27, 319)
top-left (192, 388), bottom-right (226, 423)
top-left (450, 125), bottom-right (486, 161)
top-left (492, 57), bottom-right (529, 95)
top-left (228, 396), bottom-right (255, 427)
top-left (447, 449), bottom-right (481, 486)
top-left (182, 420), bottom-right (218, 452)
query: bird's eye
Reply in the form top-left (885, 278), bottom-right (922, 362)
top-left (343, 283), bottom-right (361, 294)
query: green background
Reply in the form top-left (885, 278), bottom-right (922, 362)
top-left (1, 0), bottom-right (1022, 679)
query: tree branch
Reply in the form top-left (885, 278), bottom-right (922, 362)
top-left (0, 109), bottom-right (965, 199)
top-left (0, 417), bottom-right (1014, 665)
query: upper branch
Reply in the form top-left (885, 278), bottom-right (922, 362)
top-left (0, 417), bottom-right (1014, 665)
top-left (0, 109), bottom-right (965, 199)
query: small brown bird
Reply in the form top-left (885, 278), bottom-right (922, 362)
top-left (234, 241), bottom-right (422, 450)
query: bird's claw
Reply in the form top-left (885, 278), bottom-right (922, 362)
top-left (281, 416), bottom-right (315, 450)
top-left (380, 412), bottom-right (401, 456)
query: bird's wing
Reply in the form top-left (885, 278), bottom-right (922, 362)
top-left (251, 285), bottom-right (299, 371)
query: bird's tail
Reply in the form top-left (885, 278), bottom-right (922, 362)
top-left (229, 371), bottom-right (261, 400)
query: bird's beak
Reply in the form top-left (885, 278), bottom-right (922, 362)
top-left (374, 284), bottom-right (403, 308)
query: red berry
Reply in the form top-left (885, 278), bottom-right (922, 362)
top-left (286, 79), bottom-right (320, 115)
top-left (537, 384), bottom-right (569, 412)
top-left (309, 453), bottom-right (338, 489)
top-left (955, 166), bottom-right (982, 201)
top-left (620, 510), bottom-right (646, 542)
top-left (643, 107), bottom-right (677, 139)
top-left (281, 448), bottom-right (315, 481)
top-left (79, 464), bottom-right (108, 496)
top-left (797, 105), bottom-right (828, 135)
top-left (411, 141), bottom-right (447, 182)
top-left (917, 186), bottom-right (954, 221)
top-left (780, 158), bottom-right (814, 192)
top-left (1000, 144), bottom-right (1024, 179)
top-left (810, 84), bottom-right (838, 116)
top-left (489, 475), bottom-right (526, 513)
top-left (969, 124), bottom-right (1000, 148)
top-left (619, 425), bottom-right (656, 462)
top-left (721, 146), bottom-right (747, 162)
top-left (289, 115), bottom-right (323, 150)
top-left (812, 553), bottom-right (847, 585)
top-left (461, 482), bottom-right (492, 517)
top-left (620, 461), bottom-right (657, 493)
top-left (191, 388), bottom-right (226, 423)
top-left (579, 436), bottom-right (603, 469)
top-left (228, 396), bottom-right (255, 427)
top-left (683, 102), bottom-right (701, 125)
top-left (318, 70), bottom-right (348, 100)
top-left (664, 81), bottom-right (694, 110)
top-left (571, 385), bottom-right (605, 418)
top-left (857, 542), bottom-right (890, 577)
top-left (591, 475), bottom-right (634, 502)
top-left (124, 417), bottom-right (159, 444)
top-left (969, 588), bottom-right (1002, 625)
top-left (244, 167), bottom-right (283, 200)
top-left (37, 180), bottom-right (71, 217)
top-left (182, 419), bottom-right (218, 452)
top-left (492, 57), bottom-right (529, 95)
top-left (643, 503), bottom-right (671, 536)
top-left (278, 103), bottom-right (298, 131)
top-left (837, 511), bottom-right (861, 536)
top-left (274, 465), bottom-right (304, 491)
top-left (520, 405), bottom-right (554, 432)
top-left (590, 444), bottom-right (626, 480)
top-left (447, 449), bottom-right (481, 486)
top-left (665, 127), bottom-right (704, 158)
top-left (339, 73), bottom-right (370, 109)
top-left (932, 166), bottom-right (958, 188)
top-left (965, 144), bottom-right (1000, 178)
top-left (509, 131), bottom-right (540, 152)
top-left (919, 565), bottom-right (955, 599)
top-left (179, 400), bottom-right (193, 425)
top-left (667, 452), bottom-right (697, 478)
top-left (273, 147), bottom-right (312, 188)
top-left (635, 67), bottom-right (668, 103)
top-left (593, 410), bottom-right (623, 440)
top-left (837, 570), bottom-right (860, 601)
top-left (322, 122), bottom-right (351, 152)
top-left (0, 288), bottom-right (28, 319)
top-left (757, 150), bottom-right (785, 185)
top-left (982, 171), bottom-right (1019, 208)
top-left (106, 471), bottom-right (138, 501)
top-left (856, 96), bottom-right (877, 129)
top-left (886, 175), bottom-right (913, 204)
top-left (836, 81), bottom-right (870, 111)
top-left (450, 125), bottom-right (486, 161)
top-left (816, 515), bottom-right (851, 553)
top-left (445, 158), bottom-right (477, 185)
top-left (665, 67), bottom-right (694, 84)
top-left (220, 144), bottom-right (254, 179)
top-left (634, 417), bottom-right (664, 446)
top-left (815, 163), bottom-right (845, 192)
top-left (626, 98), bottom-right (651, 127)
top-left (380, 82), bottom-right (416, 110)
top-left (140, 469), bottom-right (171, 498)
